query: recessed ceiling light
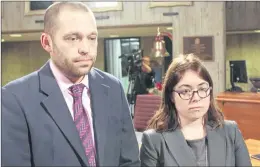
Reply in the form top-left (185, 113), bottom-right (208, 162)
top-left (166, 27), bottom-right (173, 30)
top-left (254, 30), bottom-right (260, 33)
top-left (109, 35), bottom-right (119, 38)
top-left (10, 34), bottom-right (22, 37)
top-left (1, 39), bottom-right (5, 42)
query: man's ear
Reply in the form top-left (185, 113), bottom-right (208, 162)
top-left (40, 33), bottom-right (53, 53)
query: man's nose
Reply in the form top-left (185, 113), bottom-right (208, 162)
top-left (78, 40), bottom-right (89, 55)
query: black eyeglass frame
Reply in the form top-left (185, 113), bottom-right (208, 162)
top-left (172, 87), bottom-right (212, 100)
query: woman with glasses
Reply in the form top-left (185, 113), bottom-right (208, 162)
top-left (140, 54), bottom-right (251, 167)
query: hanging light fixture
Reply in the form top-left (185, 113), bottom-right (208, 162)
top-left (150, 27), bottom-right (171, 58)
top-left (150, 27), bottom-right (173, 67)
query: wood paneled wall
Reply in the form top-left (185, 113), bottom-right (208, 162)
top-left (226, 34), bottom-right (260, 91)
top-left (2, 41), bottom-right (49, 86)
top-left (1, 39), bottom-right (105, 86)
top-left (171, 2), bottom-right (226, 95)
top-left (3, 1), bottom-right (260, 33)
top-left (94, 1), bottom-right (173, 27)
top-left (1, 1), bottom-right (229, 95)
top-left (1, 1), bottom-right (173, 32)
top-left (140, 37), bottom-right (154, 57)
top-left (1, 37), bottom-right (154, 86)
top-left (226, 1), bottom-right (260, 31)
top-left (2, 2), bottom-right (45, 32)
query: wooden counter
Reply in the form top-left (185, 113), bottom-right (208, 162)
top-left (216, 92), bottom-right (260, 140)
top-left (245, 139), bottom-right (260, 167)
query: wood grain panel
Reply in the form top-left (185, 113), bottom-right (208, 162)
top-left (3, 2), bottom-right (260, 32)
top-left (1, 41), bottom-right (48, 86)
top-left (226, 34), bottom-right (260, 92)
top-left (216, 92), bottom-right (260, 140)
top-left (245, 139), bottom-right (260, 167)
top-left (2, 1), bottom-right (227, 96)
top-left (226, 1), bottom-right (260, 31)
top-left (2, 2), bottom-right (173, 32)
top-left (1, 39), bottom-right (105, 86)
top-left (171, 2), bottom-right (226, 95)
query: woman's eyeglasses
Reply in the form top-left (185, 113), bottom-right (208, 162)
top-left (172, 87), bottom-right (212, 100)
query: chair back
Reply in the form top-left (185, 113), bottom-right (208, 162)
top-left (133, 94), bottom-right (161, 131)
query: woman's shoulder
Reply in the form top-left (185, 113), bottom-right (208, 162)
top-left (222, 120), bottom-right (239, 130)
top-left (220, 120), bottom-right (240, 140)
top-left (143, 129), bottom-right (163, 137)
top-left (142, 129), bottom-right (165, 151)
top-left (209, 120), bottom-right (238, 132)
top-left (142, 129), bottom-right (164, 142)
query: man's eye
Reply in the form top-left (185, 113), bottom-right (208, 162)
top-left (89, 36), bottom-right (97, 40)
top-left (67, 36), bottom-right (79, 41)
top-left (71, 37), bottom-right (78, 41)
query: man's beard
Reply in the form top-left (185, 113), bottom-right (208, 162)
top-left (52, 42), bottom-right (96, 77)
top-left (57, 55), bottom-right (95, 77)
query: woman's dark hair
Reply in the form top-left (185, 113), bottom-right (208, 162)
top-left (147, 54), bottom-right (224, 131)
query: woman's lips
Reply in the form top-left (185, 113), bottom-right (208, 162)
top-left (189, 106), bottom-right (203, 110)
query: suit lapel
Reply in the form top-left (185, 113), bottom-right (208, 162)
top-left (38, 62), bottom-right (89, 166)
top-left (206, 125), bottom-right (226, 166)
top-left (88, 69), bottom-right (109, 166)
top-left (162, 129), bottom-right (197, 166)
top-left (162, 125), bottom-right (227, 166)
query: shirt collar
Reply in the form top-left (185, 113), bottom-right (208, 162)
top-left (49, 59), bottom-right (89, 92)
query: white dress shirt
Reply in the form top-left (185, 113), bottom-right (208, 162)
top-left (49, 60), bottom-right (95, 143)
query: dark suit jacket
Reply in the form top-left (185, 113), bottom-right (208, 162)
top-left (140, 120), bottom-right (252, 166)
top-left (2, 61), bottom-right (140, 166)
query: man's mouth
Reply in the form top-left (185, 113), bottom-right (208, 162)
top-left (74, 57), bottom-right (93, 62)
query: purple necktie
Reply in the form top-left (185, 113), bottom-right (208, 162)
top-left (69, 83), bottom-right (96, 167)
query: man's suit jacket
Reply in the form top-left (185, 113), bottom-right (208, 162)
top-left (2, 61), bottom-right (140, 166)
top-left (140, 120), bottom-right (252, 166)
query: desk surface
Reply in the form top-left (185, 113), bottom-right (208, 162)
top-left (216, 92), bottom-right (260, 104)
top-left (246, 139), bottom-right (260, 166)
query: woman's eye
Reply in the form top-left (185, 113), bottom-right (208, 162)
top-left (181, 89), bottom-right (191, 94)
top-left (199, 88), bottom-right (208, 91)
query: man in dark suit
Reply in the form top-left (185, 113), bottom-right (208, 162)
top-left (2, 2), bottom-right (140, 166)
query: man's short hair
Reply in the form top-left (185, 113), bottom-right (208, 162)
top-left (44, 2), bottom-right (95, 36)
